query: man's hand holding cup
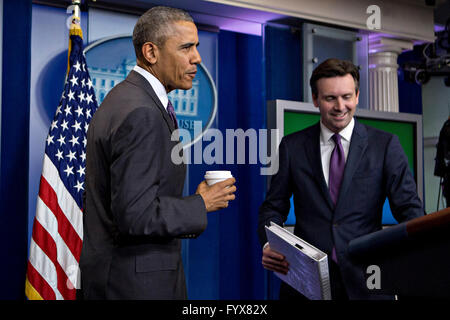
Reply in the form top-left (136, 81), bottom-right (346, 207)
top-left (196, 171), bottom-right (236, 212)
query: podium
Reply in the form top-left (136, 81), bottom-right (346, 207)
top-left (348, 208), bottom-right (450, 298)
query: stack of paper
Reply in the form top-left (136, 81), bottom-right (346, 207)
top-left (265, 222), bottom-right (331, 300)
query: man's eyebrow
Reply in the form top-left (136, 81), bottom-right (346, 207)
top-left (179, 42), bottom-right (200, 49)
top-left (324, 92), bottom-right (353, 97)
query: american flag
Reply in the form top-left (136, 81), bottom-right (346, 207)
top-left (25, 23), bottom-right (98, 300)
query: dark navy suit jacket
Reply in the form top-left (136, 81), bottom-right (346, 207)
top-left (258, 120), bottom-right (424, 299)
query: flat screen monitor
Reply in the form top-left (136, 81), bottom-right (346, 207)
top-left (267, 100), bottom-right (423, 226)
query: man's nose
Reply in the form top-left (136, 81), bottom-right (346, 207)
top-left (191, 47), bottom-right (202, 64)
top-left (334, 98), bottom-right (346, 111)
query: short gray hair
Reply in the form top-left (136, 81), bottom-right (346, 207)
top-left (132, 6), bottom-right (194, 61)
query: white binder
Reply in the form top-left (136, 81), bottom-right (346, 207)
top-left (265, 222), bottom-right (331, 300)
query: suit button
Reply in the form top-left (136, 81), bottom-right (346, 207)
top-left (333, 223), bottom-right (339, 227)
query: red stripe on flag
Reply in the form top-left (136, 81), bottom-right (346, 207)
top-left (39, 175), bottom-right (82, 262)
top-left (27, 261), bottom-right (56, 300)
top-left (32, 219), bottom-right (76, 300)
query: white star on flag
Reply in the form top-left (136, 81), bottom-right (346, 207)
top-left (64, 106), bottom-right (72, 116)
top-left (46, 135), bottom-right (54, 146)
top-left (57, 134), bottom-right (66, 146)
top-left (61, 119), bottom-right (69, 131)
top-left (77, 165), bottom-right (85, 177)
top-left (67, 90), bottom-right (75, 101)
top-left (74, 181), bottom-right (84, 192)
top-left (85, 94), bottom-right (93, 105)
top-left (72, 120), bottom-right (82, 132)
top-left (86, 78), bottom-right (93, 90)
top-left (69, 75), bottom-right (78, 87)
top-left (55, 149), bottom-right (64, 161)
top-left (69, 135), bottom-right (79, 147)
top-left (74, 61), bottom-right (81, 72)
top-left (50, 120), bottom-right (58, 131)
top-left (75, 106), bottom-right (83, 117)
top-left (63, 164), bottom-right (74, 177)
top-left (66, 150), bottom-right (77, 162)
top-left (85, 108), bottom-right (92, 119)
top-left (78, 91), bottom-right (85, 102)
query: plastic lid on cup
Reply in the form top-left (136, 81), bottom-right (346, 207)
top-left (204, 171), bottom-right (232, 179)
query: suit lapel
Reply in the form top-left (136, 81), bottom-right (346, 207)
top-left (336, 120), bottom-right (368, 207)
top-left (304, 123), bottom-right (334, 211)
top-left (125, 70), bottom-right (176, 134)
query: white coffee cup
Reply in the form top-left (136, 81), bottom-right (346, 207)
top-left (204, 170), bottom-right (233, 186)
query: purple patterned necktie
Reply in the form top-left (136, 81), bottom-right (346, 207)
top-left (329, 134), bottom-right (345, 205)
top-left (166, 100), bottom-right (178, 129)
top-left (329, 133), bottom-right (345, 264)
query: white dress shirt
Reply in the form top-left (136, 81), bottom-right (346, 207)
top-left (320, 117), bottom-right (355, 187)
top-left (133, 65), bottom-right (169, 111)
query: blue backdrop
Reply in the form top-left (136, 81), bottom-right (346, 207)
top-left (0, 0), bottom-right (32, 300)
top-left (184, 30), bottom-right (266, 299)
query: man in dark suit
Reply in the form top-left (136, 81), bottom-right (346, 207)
top-left (258, 58), bottom-right (424, 300)
top-left (80, 6), bottom-right (236, 300)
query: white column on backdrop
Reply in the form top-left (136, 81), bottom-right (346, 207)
top-left (368, 36), bottom-right (413, 112)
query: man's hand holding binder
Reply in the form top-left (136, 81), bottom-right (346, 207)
top-left (263, 223), bottom-right (332, 300)
top-left (262, 244), bottom-right (289, 275)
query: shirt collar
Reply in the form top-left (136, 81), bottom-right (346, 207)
top-left (133, 65), bottom-right (168, 111)
top-left (320, 117), bottom-right (355, 144)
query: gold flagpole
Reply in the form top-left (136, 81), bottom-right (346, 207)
top-left (72, 0), bottom-right (81, 20)
top-left (67, 0), bottom-right (83, 75)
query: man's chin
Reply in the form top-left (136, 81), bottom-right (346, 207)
top-left (327, 119), bottom-right (350, 132)
top-left (178, 83), bottom-right (193, 91)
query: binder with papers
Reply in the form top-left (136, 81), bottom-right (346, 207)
top-left (265, 222), bottom-right (331, 300)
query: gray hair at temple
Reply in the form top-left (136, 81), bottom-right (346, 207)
top-left (132, 6), bottom-right (194, 62)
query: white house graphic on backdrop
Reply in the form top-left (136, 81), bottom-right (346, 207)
top-left (89, 59), bottom-right (199, 116)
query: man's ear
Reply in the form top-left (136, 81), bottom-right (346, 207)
top-left (141, 42), bottom-right (158, 65)
top-left (312, 93), bottom-right (319, 108)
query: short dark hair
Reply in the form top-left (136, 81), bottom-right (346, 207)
top-left (132, 6), bottom-right (194, 62)
top-left (309, 58), bottom-right (359, 97)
